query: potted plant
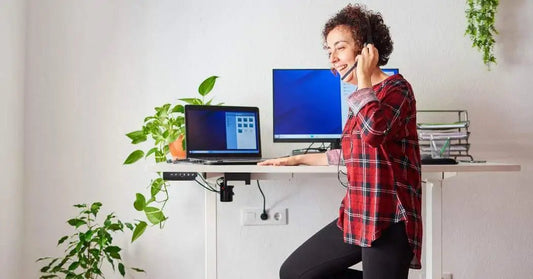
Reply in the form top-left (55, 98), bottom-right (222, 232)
top-left (465, 0), bottom-right (499, 69)
top-left (123, 75), bottom-right (221, 241)
top-left (37, 202), bottom-right (144, 278)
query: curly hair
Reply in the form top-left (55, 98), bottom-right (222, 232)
top-left (322, 4), bottom-right (393, 66)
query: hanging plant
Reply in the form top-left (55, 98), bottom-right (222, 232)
top-left (465, 0), bottom-right (499, 69)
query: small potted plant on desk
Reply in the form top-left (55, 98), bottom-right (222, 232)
top-left (123, 75), bottom-right (222, 241)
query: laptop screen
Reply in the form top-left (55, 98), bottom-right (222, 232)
top-left (185, 105), bottom-right (262, 158)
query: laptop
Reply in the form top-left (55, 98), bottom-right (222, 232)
top-left (184, 105), bottom-right (264, 165)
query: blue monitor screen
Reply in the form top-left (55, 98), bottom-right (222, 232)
top-left (272, 68), bottom-right (399, 143)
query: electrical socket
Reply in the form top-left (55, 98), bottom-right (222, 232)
top-left (241, 208), bottom-right (288, 226)
top-left (442, 273), bottom-right (453, 279)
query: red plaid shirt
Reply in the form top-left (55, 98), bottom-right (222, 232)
top-left (326, 74), bottom-right (422, 269)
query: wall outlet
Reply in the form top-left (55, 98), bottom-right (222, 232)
top-left (442, 273), bottom-right (453, 279)
top-left (241, 208), bottom-right (288, 226)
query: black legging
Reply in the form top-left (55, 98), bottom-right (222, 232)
top-left (279, 220), bottom-right (413, 279)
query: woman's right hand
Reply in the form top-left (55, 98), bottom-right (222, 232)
top-left (258, 156), bottom-right (299, 166)
top-left (258, 153), bottom-right (329, 166)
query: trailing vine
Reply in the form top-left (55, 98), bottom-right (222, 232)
top-left (465, 0), bottom-right (499, 69)
top-left (124, 76), bottom-right (221, 242)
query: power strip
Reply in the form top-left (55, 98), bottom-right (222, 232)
top-left (163, 172), bottom-right (197, 181)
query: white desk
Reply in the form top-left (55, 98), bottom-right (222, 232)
top-left (153, 162), bottom-right (520, 279)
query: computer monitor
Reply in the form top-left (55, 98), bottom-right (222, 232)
top-left (272, 68), bottom-right (399, 148)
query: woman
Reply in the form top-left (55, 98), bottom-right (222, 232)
top-left (259, 4), bottom-right (422, 279)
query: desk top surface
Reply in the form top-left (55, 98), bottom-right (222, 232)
top-left (152, 162), bottom-right (521, 174)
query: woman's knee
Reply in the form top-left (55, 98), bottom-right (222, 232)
top-left (279, 256), bottom-right (302, 279)
top-left (279, 256), bottom-right (319, 279)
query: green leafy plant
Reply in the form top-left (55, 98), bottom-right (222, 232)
top-left (123, 75), bottom-right (221, 242)
top-left (37, 202), bottom-right (144, 279)
top-left (465, 0), bottom-right (499, 69)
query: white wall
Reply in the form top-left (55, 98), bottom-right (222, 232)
top-left (22, 1), bottom-right (533, 279)
top-left (0, 0), bottom-right (25, 278)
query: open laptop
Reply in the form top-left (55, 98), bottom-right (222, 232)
top-left (184, 105), bottom-right (264, 165)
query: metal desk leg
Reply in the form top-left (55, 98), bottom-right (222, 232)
top-left (424, 177), bottom-right (443, 279)
top-left (205, 190), bottom-right (217, 279)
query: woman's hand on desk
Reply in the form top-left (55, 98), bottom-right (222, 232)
top-left (258, 153), bottom-right (328, 166)
top-left (258, 156), bottom-right (298, 166)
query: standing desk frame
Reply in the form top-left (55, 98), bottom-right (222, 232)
top-left (154, 162), bottom-right (520, 279)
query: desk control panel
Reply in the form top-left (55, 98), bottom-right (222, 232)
top-left (163, 172), bottom-right (197, 181)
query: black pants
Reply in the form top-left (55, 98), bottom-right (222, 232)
top-left (279, 220), bottom-right (413, 279)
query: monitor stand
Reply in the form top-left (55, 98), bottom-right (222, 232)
top-left (291, 139), bottom-right (341, 155)
top-left (291, 147), bottom-right (328, 155)
top-left (329, 139), bottom-right (341, 150)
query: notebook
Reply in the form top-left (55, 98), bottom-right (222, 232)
top-left (184, 105), bottom-right (264, 165)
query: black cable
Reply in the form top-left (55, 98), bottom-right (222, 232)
top-left (336, 132), bottom-right (349, 188)
top-left (198, 173), bottom-right (218, 191)
top-left (256, 180), bottom-right (268, 220)
top-left (303, 142), bottom-right (315, 154)
top-left (337, 165), bottom-right (348, 188)
top-left (216, 177), bottom-right (225, 187)
top-left (194, 173), bottom-right (220, 193)
top-left (194, 178), bottom-right (219, 193)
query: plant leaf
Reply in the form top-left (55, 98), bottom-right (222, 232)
top-left (131, 221), bottom-right (147, 242)
top-left (39, 258), bottom-right (58, 272)
top-left (145, 147), bottom-right (158, 158)
top-left (150, 178), bottom-right (164, 197)
top-left (109, 252), bottom-right (121, 259)
top-left (108, 223), bottom-right (122, 231)
top-left (104, 246), bottom-right (121, 253)
top-left (67, 218), bottom-right (86, 229)
top-left (119, 263), bottom-right (125, 276)
top-left (198, 75), bottom-right (219, 97)
top-left (89, 248), bottom-right (100, 259)
top-left (57, 236), bottom-right (69, 246)
top-left (144, 207), bottom-right (166, 225)
top-left (91, 266), bottom-right (103, 276)
top-left (67, 261), bottom-right (79, 271)
top-left (126, 130), bottom-right (147, 144)
top-left (133, 193), bottom-right (146, 211)
top-left (171, 104), bottom-right (185, 113)
top-left (131, 267), bottom-right (146, 273)
top-left (56, 257), bottom-right (69, 269)
top-left (123, 150), bottom-right (144, 164)
top-left (167, 132), bottom-right (179, 144)
top-left (179, 98), bottom-right (203, 105)
top-left (124, 222), bottom-right (134, 230)
top-left (90, 202), bottom-right (102, 216)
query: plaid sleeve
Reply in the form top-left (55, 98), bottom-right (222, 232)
top-left (346, 88), bottom-right (378, 116)
top-left (347, 80), bottom-right (413, 147)
top-left (325, 149), bottom-right (343, 165)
